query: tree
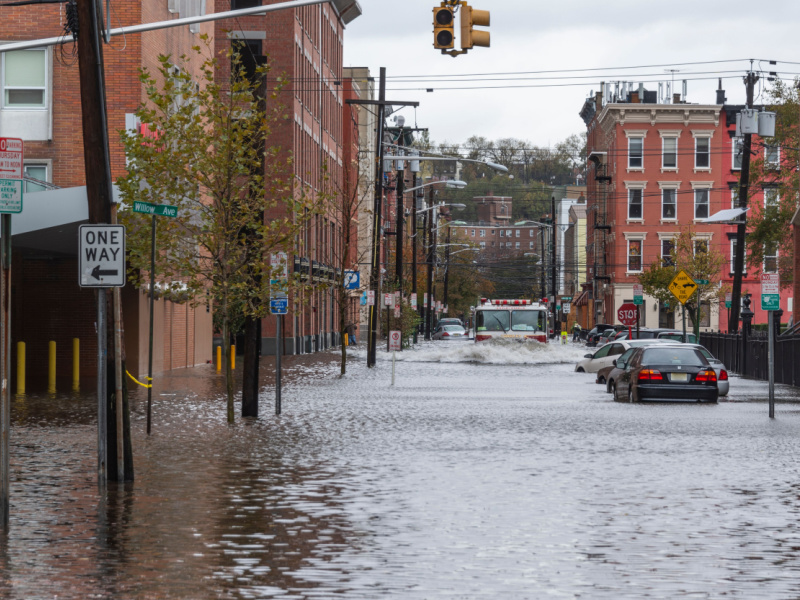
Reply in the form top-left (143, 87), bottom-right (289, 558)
top-left (118, 39), bottom-right (318, 422)
top-left (637, 227), bottom-right (729, 336)
top-left (744, 78), bottom-right (798, 288)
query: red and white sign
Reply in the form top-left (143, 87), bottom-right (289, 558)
top-left (617, 302), bottom-right (638, 326)
top-left (384, 293), bottom-right (392, 306)
top-left (394, 307), bottom-right (400, 318)
top-left (0, 137), bottom-right (23, 179)
top-left (389, 330), bottom-right (401, 351)
top-left (367, 290), bottom-right (375, 306)
top-left (633, 283), bottom-right (643, 298)
top-left (410, 293), bottom-right (417, 308)
top-left (761, 273), bottom-right (779, 294)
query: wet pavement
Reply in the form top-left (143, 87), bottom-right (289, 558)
top-left (2, 340), bottom-right (800, 599)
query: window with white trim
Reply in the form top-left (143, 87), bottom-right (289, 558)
top-left (471, 229), bottom-right (475, 236)
top-left (694, 188), bottom-right (709, 219)
top-left (627, 239), bottom-right (643, 272)
top-left (765, 144), bottom-right (780, 168)
top-left (2, 49), bottom-right (46, 108)
top-left (764, 187), bottom-right (779, 209)
top-left (480, 241), bottom-right (486, 249)
top-left (693, 239), bottom-right (708, 256)
top-left (662, 136), bottom-right (677, 169)
top-left (764, 242), bottom-right (778, 273)
top-left (529, 241), bottom-right (534, 249)
top-left (529, 229), bottom-right (534, 237)
top-left (730, 237), bottom-right (746, 272)
top-left (628, 188), bottom-right (643, 220)
top-left (515, 230), bottom-right (520, 238)
top-left (695, 137), bottom-right (710, 169)
top-left (730, 186), bottom-right (739, 209)
top-left (662, 188), bottom-right (677, 220)
top-left (480, 229), bottom-right (485, 237)
top-left (515, 242), bottom-right (520, 249)
top-left (500, 229), bottom-right (504, 237)
top-left (661, 238), bottom-right (675, 266)
top-left (628, 137), bottom-right (643, 169)
top-left (23, 163), bottom-right (48, 193)
top-left (506, 230), bottom-right (512, 237)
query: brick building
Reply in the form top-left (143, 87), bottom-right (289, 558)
top-left (580, 84), bottom-right (792, 332)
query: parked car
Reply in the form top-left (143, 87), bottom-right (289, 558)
top-left (596, 326), bottom-right (625, 347)
top-left (654, 329), bottom-right (699, 344)
top-left (612, 345), bottom-right (719, 403)
top-left (437, 318), bottom-right (463, 328)
top-left (605, 342), bottom-right (728, 397)
top-left (586, 324), bottom-right (614, 347)
top-left (575, 339), bottom-right (671, 374)
top-left (432, 324), bottom-right (467, 340)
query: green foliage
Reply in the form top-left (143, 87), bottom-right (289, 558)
top-left (744, 77), bottom-right (798, 288)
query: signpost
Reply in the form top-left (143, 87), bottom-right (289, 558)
top-left (761, 273), bottom-right (780, 418)
top-left (668, 269), bottom-right (698, 342)
top-left (618, 301), bottom-right (637, 339)
top-left (389, 330), bottom-right (401, 386)
top-left (0, 137), bottom-right (21, 529)
top-left (270, 252), bottom-right (289, 416)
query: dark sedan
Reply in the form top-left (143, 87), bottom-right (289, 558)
top-left (613, 346), bottom-right (718, 403)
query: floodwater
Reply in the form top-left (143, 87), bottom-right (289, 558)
top-left (3, 339), bottom-right (800, 599)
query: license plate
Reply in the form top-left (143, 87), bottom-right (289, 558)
top-left (670, 373), bottom-right (688, 382)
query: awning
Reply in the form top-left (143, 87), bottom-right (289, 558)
top-left (702, 207), bottom-right (749, 223)
top-left (574, 290), bottom-right (589, 306)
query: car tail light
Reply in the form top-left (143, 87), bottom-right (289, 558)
top-left (719, 370), bottom-right (728, 381)
top-left (476, 334), bottom-right (492, 342)
top-left (638, 369), bottom-right (663, 381)
top-left (696, 369), bottom-right (717, 383)
top-left (442, 332), bottom-right (450, 337)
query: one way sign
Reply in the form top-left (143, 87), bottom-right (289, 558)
top-left (79, 224), bottom-right (126, 287)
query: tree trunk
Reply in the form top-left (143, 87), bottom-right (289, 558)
top-left (241, 316), bottom-right (260, 417)
top-left (339, 282), bottom-right (347, 377)
top-left (221, 299), bottom-right (235, 423)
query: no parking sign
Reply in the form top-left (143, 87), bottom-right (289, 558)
top-left (389, 330), bottom-right (401, 351)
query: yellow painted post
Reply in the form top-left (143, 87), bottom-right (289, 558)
top-left (72, 338), bottom-right (80, 391)
top-left (216, 345), bottom-right (221, 371)
top-left (231, 345), bottom-right (235, 370)
top-left (16, 341), bottom-right (25, 395)
top-left (48, 341), bottom-right (56, 394)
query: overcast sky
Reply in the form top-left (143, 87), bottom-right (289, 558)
top-left (343, 0), bottom-right (800, 150)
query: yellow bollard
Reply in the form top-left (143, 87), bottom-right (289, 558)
top-left (73, 338), bottom-right (80, 391)
top-left (216, 345), bottom-right (221, 371)
top-left (48, 340), bottom-right (56, 394)
top-left (231, 345), bottom-right (235, 370)
top-left (344, 333), bottom-right (349, 347)
top-left (16, 341), bottom-right (25, 395)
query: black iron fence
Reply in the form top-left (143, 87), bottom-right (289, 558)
top-left (700, 331), bottom-right (800, 388)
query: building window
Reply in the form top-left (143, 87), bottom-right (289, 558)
top-left (23, 163), bottom-right (48, 193)
top-left (730, 238), bottom-right (747, 272)
top-left (232, 39), bottom-right (263, 83)
top-left (732, 136), bottom-right (743, 170)
top-left (471, 229), bottom-right (476, 236)
top-left (765, 144), bottom-right (780, 168)
top-left (693, 239), bottom-right (708, 256)
top-left (764, 242), bottom-right (778, 273)
top-left (480, 229), bottom-right (485, 237)
top-left (491, 241), bottom-right (495, 247)
top-left (694, 189), bottom-right (709, 219)
top-left (662, 188), bottom-right (677, 219)
top-left (480, 241), bottom-right (486, 249)
top-left (628, 137), bottom-right (643, 169)
top-left (662, 137), bottom-right (677, 169)
top-left (506, 230), bottom-right (512, 237)
top-left (730, 186), bottom-right (739, 209)
top-left (529, 241), bottom-right (534, 249)
top-left (529, 229), bottom-right (534, 237)
top-left (507, 242), bottom-right (512, 248)
top-left (661, 239), bottom-right (675, 266)
top-left (628, 240), bottom-right (642, 272)
top-left (695, 137), bottom-right (710, 168)
top-left (2, 49), bottom-right (46, 108)
top-left (491, 229), bottom-right (495, 236)
top-left (628, 188), bottom-right (643, 220)
top-left (764, 187), bottom-right (779, 210)
top-left (515, 230), bottom-right (520, 238)
top-left (515, 242), bottom-right (520, 249)
top-left (500, 229), bottom-right (504, 237)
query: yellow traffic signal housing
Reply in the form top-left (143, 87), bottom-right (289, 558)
top-left (433, 6), bottom-right (455, 49)
top-left (461, 4), bottom-right (490, 50)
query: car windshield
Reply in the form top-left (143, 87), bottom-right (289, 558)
top-left (510, 310), bottom-right (546, 331)
top-left (642, 348), bottom-right (705, 366)
top-left (476, 310), bottom-right (509, 332)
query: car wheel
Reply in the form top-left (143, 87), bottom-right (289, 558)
top-left (607, 380), bottom-right (615, 395)
top-left (576, 367), bottom-right (585, 373)
top-left (597, 375), bottom-right (606, 384)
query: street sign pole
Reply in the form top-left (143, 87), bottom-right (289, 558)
top-left (0, 213), bottom-right (11, 529)
top-left (146, 214), bottom-right (156, 435)
top-left (769, 310), bottom-right (775, 418)
top-left (276, 314), bottom-right (282, 416)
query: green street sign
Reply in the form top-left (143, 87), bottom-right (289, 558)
top-left (725, 301), bottom-right (732, 309)
top-left (556, 305), bottom-right (561, 311)
top-left (762, 294), bottom-right (780, 311)
top-left (633, 297), bottom-right (643, 306)
top-left (561, 296), bottom-right (572, 302)
top-left (696, 279), bottom-right (710, 285)
top-left (133, 201), bottom-right (178, 218)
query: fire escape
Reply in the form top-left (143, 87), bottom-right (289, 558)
top-left (589, 152), bottom-right (611, 325)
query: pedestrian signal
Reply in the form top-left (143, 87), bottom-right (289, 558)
top-left (433, 5), bottom-right (455, 49)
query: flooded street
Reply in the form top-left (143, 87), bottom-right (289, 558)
top-left (3, 340), bottom-right (800, 599)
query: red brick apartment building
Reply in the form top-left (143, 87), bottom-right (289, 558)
top-left (580, 84), bottom-right (792, 332)
top-left (0, 0), bottom-right (361, 385)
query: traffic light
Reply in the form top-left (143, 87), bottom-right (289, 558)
top-left (433, 5), bottom-right (455, 49)
top-left (460, 3), bottom-right (490, 50)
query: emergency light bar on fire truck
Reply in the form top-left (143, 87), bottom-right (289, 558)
top-left (473, 298), bottom-right (550, 343)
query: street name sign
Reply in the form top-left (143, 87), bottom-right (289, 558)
top-left (0, 179), bottom-right (22, 214)
top-left (761, 273), bottom-right (780, 311)
top-left (0, 137), bottom-right (23, 179)
top-left (633, 283), bottom-right (643, 306)
top-left (668, 270), bottom-right (698, 305)
top-left (617, 302), bottom-right (638, 327)
top-left (79, 225), bottom-right (126, 287)
top-left (132, 200), bottom-right (178, 218)
top-left (695, 279), bottom-right (710, 285)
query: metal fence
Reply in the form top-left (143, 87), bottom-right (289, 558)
top-left (700, 331), bottom-right (800, 388)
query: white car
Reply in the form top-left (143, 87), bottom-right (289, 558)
top-left (575, 339), bottom-right (671, 374)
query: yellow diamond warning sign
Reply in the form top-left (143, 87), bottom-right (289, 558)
top-left (668, 269), bottom-right (698, 305)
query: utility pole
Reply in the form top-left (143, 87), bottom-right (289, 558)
top-left (729, 70), bottom-right (759, 333)
top-left (443, 225), bottom-right (451, 308)
top-left (346, 69), bottom-right (418, 367)
top-left (395, 157), bottom-right (405, 285)
top-left (425, 198), bottom-right (436, 340)
top-left (76, 0), bottom-right (132, 483)
top-left (551, 195), bottom-right (557, 337)
top-left (411, 173), bottom-right (419, 344)
top-left (539, 226), bottom-right (546, 299)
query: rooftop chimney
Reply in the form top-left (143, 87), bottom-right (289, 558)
top-left (672, 93), bottom-right (681, 104)
top-left (716, 78), bottom-right (727, 104)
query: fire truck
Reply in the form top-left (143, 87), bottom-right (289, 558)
top-left (472, 298), bottom-right (550, 343)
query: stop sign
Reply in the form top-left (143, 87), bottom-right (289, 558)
top-left (617, 302), bottom-right (638, 326)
